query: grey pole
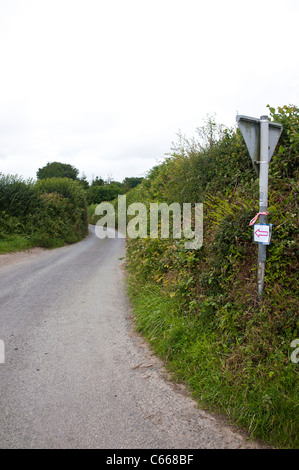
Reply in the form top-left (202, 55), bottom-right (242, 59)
top-left (257, 115), bottom-right (269, 300)
top-left (236, 113), bottom-right (282, 301)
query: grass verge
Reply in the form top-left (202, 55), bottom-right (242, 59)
top-left (127, 277), bottom-right (298, 449)
top-left (0, 235), bottom-right (36, 254)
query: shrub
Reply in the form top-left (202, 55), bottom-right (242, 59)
top-left (31, 178), bottom-right (88, 247)
top-left (125, 105), bottom-right (299, 448)
top-left (0, 175), bottom-right (88, 250)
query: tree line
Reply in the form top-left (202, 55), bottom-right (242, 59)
top-left (0, 161), bottom-right (143, 251)
top-left (36, 161), bottom-right (143, 204)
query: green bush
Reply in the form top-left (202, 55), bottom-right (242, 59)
top-left (36, 161), bottom-right (79, 180)
top-left (0, 174), bottom-right (35, 215)
top-left (87, 182), bottom-right (125, 205)
top-left (31, 178), bottom-right (88, 247)
top-left (125, 105), bottom-right (299, 448)
top-left (0, 175), bottom-right (88, 250)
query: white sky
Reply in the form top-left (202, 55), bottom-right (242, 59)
top-left (0, 0), bottom-right (298, 182)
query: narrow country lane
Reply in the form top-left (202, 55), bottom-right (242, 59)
top-left (0, 226), bottom-right (263, 449)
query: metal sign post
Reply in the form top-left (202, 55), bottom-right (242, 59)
top-left (236, 114), bottom-right (283, 300)
top-left (257, 116), bottom-right (270, 300)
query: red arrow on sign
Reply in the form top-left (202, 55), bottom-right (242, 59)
top-left (255, 228), bottom-right (268, 238)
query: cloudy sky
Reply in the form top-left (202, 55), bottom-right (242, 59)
top-left (0, 0), bottom-right (298, 183)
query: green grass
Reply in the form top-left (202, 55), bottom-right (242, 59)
top-left (0, 232), bottom-right (82, 254)
top-left (0, 235), bottom-right (36, 254)
top-left (127, 278), bottom-right (299, 449)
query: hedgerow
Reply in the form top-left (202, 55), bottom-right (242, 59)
top-left (125, 105), bottom-right (299, 448)
top-left (0, 175), bottom-right (88, 250)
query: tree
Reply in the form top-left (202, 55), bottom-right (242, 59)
top-left (123, 177), bottom-right (143, 192)
top-left (91, 176), bottom-right (105, 187)
top-left (77, 173), bottom-right (90, 190)
top-left (37, 162), bottom-right (79, 180)
top-left (87, 184), bottom-right (124, 204)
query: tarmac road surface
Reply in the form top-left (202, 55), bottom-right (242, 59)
top-left (0, 226), bottom-right (263, 449)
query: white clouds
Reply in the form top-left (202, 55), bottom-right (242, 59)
top-left (0, 0), bottom-right (298, 181)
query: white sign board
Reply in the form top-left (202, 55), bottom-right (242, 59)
top-left (254, 224), bottom-right (272, 245)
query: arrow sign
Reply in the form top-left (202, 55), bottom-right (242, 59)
top-left (253, 224), bottom-right (271, 245)
top-left (236, 115), bottom-right (283, 173)
top-left (255, 228), bottom-right (268, 238)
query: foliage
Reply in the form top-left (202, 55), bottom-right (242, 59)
top-left (268, 104), bottom-right (299, 180)
top-left (91, 176), bottom-right (105, 186)
top-left (128, 281), bottom-right (298, 448)
top-left (123, 176), bottom-right (144, 192)
top-left (86, 177), bottom-right (143, 205)
top-left (37, 161), bottom-right (80, 180)
top-left (0, 174), bottom-right (88, 250)
top-left (0, 173), bottom-right (35, 217)
top-left (31, 178), bottom-right (88, 246)
top-left (0, 166), bottom-right (143, 250)
top-left (125, 106), bottom-right (299, 448)
top-left (87, 182), bottom-right (125, 205)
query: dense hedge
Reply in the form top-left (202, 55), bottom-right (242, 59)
top-left (124, 105), bottom-right (299, 448)
top-left (0, 176), bottom-right (88, 249)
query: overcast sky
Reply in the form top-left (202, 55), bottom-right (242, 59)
top-left (0, 0), bottom-right (298, 183)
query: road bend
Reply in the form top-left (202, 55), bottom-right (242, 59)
top-left (0, 226), bottom-right (262, 449)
